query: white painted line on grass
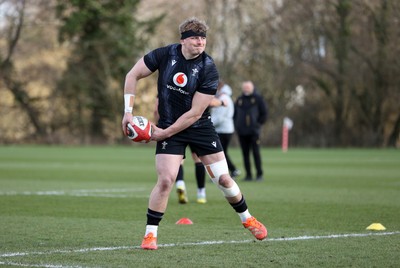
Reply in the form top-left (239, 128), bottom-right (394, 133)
top-left (0, 246), bottom-right (131, 258)
top-left (0, 188), bottom-right (147, 198)
top-left (0, 261), bottom-right (83, 268)
top-left (1, 231), bottom-right (399, 259)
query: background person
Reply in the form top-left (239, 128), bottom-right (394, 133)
top-left (175, 151), bottom-right (207, 204)
top-left (211, 81), bottom-right (240, 178)
top-left (234, 81), bottom-right (268, 181)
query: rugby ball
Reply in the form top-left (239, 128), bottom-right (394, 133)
top-left (127, 116), bottom-right (152, 143)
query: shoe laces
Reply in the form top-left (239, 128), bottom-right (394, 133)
top-left (245, 217), bottom-right (261, 228)
top-left (144, 233), bottom-right (156, 241)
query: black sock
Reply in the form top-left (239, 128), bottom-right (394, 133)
top-left (146, 208), bottom-right (164, 226)
top-left (176, 164), bottom-right (184, 182)
top-left (230, 196), bottom-right (248, 213)
top-left (195, 162), bottom-right (205, 188)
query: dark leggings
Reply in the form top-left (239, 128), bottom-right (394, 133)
top-left (238, 134), bottom-right (263, 178)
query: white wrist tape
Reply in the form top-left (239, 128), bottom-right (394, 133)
top-left (124, 94), bottom-right (135, 113)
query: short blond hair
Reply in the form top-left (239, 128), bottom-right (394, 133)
top-left (179, 17), bottom-right (209, 35)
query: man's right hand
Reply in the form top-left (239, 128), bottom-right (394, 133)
top-left (122, 112), bottom-right (134, 136)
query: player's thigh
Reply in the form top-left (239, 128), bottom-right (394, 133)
top-left (156, 154), bottom-right (184, 180)
top-left (199, 151), bottom-right (225, 166)
top-left (191, 152), bottom-right (201, 163)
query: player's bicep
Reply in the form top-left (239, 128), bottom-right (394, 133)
top-left (127, 57), bottom-right (153, 80)
top-left (191, 92), bottom-right (214, 115)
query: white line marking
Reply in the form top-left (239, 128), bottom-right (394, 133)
top-left (0, 188), bottom-right (147, 198)
top-left (1, 231), bottom-right (399, 258)
top-left (0, 261), bottom-right (83, 268)
top-left (0, 246), bottom-right (131, 258)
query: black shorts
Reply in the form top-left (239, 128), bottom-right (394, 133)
top-left (156, 126), bottom-right (223, 157)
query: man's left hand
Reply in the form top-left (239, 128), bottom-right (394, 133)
top-left (150, 124), bottom-right (169, 141)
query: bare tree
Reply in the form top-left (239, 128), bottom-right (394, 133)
top-left (1, 0), bottom-right (398, 146)
top-left (0, 0), bottom-right (50, 142)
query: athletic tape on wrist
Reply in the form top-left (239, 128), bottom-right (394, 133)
top-left (124, 94), bottom-right (135, 113)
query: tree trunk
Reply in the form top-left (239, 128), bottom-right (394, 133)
top-left (333, 0), bottom-right (351, 145)
top-left (1, 62), bottom-right (49, 141)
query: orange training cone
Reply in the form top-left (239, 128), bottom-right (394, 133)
top-left (176, 218), bottom-right (193, 225)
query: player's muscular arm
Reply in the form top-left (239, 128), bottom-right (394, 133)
top-left (124, 57), bottom-right (153, 95)
top-left (209, 97), bottom-right (226, 107)
top-left (151, 92), bottom-right (213, 141)
top-left (122, 57), bottom-right (153, 136)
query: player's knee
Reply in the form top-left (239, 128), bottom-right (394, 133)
top-left (218, 174), bottom-right (232, 187)
top-left (205, 159), bottom-right (229, 184)
top-left (218, 180), bottom-right (240, 197)
top-left (157, 174), bottom-right (175, 192)
top-left (205, 160), bottom-right (240, 197)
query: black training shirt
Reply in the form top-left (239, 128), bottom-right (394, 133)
top-left (144, 44), bottom-right (219, 129)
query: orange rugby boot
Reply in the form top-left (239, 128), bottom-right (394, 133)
top-left (141, 232), bottom-right (158, 250)
top-left (243, 216), bottom-right (267, 240)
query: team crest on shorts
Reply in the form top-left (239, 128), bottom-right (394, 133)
top-left (161, 141), bottom-right (168, 150)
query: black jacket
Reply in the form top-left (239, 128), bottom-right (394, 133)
top-left (234, 91), bottom-right (268, 136)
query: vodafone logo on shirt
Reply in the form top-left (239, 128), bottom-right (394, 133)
top-left (173, 72), bottom-right (188, 87)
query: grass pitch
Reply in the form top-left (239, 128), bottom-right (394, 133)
top-left (0, 146), bottom-right (399, 267)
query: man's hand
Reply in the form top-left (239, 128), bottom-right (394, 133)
top-left (122, 113), bottom-right (134, 136)
top-left (209, 97), bottom-right (227, 107)
top-left (150, 124), bottom-right (169, 141)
